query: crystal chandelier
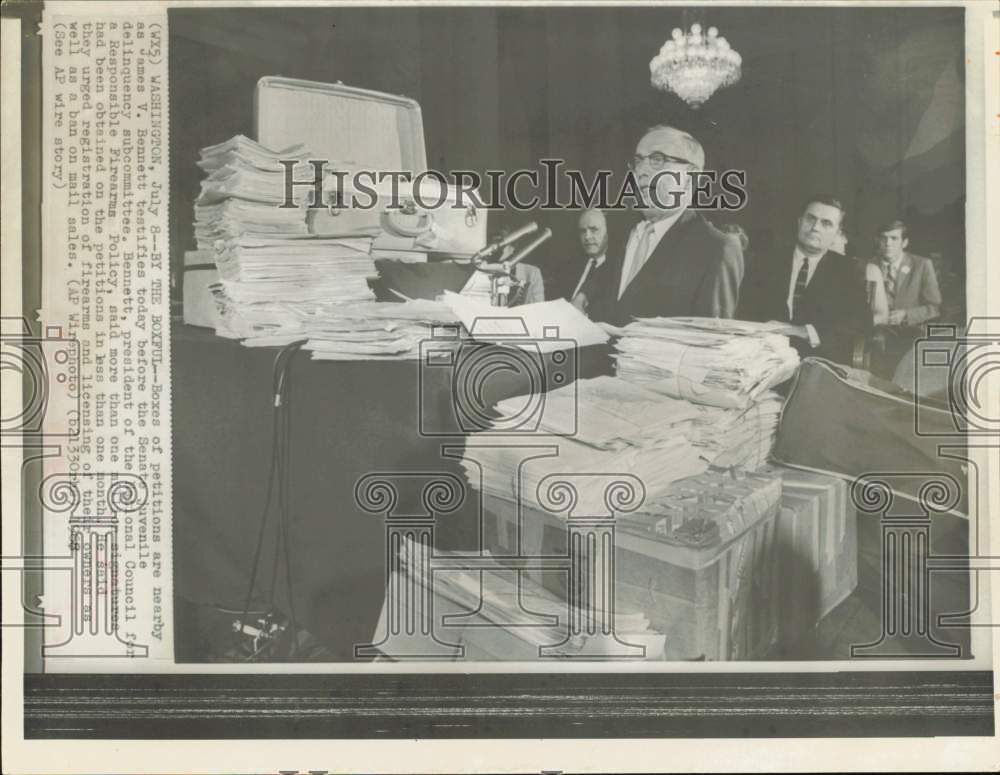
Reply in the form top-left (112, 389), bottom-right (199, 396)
top-left (650, 23), bottom-right (742, 109)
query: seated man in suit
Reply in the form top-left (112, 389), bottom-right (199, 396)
top-left (870, 220), bottom-right (942, 328)
top-left (738, 195), bottom-right (868, 365)
top-left (571, 208), bottom-right (610, 316)
top-left (866, 219), bottom-right (942, 377)
top-left (587, 125), bottom-right (743, 326)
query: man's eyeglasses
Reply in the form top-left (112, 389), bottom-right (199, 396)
top-left (627, 152), bottom-right (693, 172)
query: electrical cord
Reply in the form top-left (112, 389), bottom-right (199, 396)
top-left (238, 339), bottom-right (308, 660)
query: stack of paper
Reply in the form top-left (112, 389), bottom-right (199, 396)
top-left (460, 372), bottom-right (787, 519)
top-left (302, 299), bottom-right (459, 360)
top-left (213, 234), bottom-right (377, 305)
top-left (194, 135), bottom-right (313, 248)
top-left (618, 468), bottom-right (783, 548)
top-left (688, 391), bottom-right (785, 471)
top-left (613, 317), bottom-right (799, 409)
top-left (395, 536), bottom-right (665, 657)
top-left (461, 377), bottom-right (711, 516)
top-left (196, 134), bottom-right (310, 174)
top-left (194, 199), bottom-right (309, 248)
top-left (493, 375), bottom-right (701, 449)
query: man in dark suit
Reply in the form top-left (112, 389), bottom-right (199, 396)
top-left (587, 125), bottom-right (743, 327)
top-left (738, 195), bottom-right (868, 365)
top-left (570, 208), bottom-right (611, 317)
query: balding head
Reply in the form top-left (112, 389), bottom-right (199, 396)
top-left (632, 125), bottom-right (705, 220)
top-left (577, 208), bottom-right (608, 258)
top-left (639, 125), bottom-right (705, 169)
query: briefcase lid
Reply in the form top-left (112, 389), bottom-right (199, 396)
top-left (254, 76), bottom-right (427, 175)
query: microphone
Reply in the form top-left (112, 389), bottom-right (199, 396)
top-left (504, 227), bottom-right (553, 268)
top-left (470, 221), bottom-right (539, 265)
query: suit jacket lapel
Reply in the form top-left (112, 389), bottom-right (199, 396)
top-left (772, 243), bottom-right (798, 320)
top-left (619, 210), bottom-right (696, 304)
top-left (894, 252), bottom-right (915, 301)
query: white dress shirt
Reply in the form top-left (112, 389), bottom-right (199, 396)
top-left (617, 211), bottom-right (684, 300)
top-left (786, 247), bottom-right (824, 348)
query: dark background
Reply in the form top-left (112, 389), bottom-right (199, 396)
top-left (169, 5), bottom-right (966, 316)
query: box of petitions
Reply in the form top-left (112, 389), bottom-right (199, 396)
top-left (763, 464), bottom-right (858, 627)
top-left (484, 468), bottom-right (783, 661)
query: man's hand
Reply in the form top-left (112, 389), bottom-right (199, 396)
top-left (887, 309), bottom-right (906, 325)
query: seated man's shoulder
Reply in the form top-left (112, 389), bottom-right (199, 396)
top-left (825, 250), bottom-right (864, 281)
top-left (906, 251), bottom-right (934, 269)
top-left (864, 260), bottom-right (886, 279)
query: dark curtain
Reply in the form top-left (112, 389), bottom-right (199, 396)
top-left (169, 6), bottom-right (965, 316)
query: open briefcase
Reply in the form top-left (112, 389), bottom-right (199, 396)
top-left (255, 76), bottom-right (487, 258)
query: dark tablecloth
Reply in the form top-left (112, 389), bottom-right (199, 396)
top-left (171, 324), bottom-right (612, 658)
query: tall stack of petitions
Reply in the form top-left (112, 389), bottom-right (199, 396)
top-left (192, 134), bottom-right (384, 345)
top-left (613, 317), bottom-right (799, 408)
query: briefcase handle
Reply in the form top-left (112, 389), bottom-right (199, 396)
top-left (384, 205), bottom-right (434, 237)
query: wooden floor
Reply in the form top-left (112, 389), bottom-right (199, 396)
top-left (811, 513), bottom-right (973, 660)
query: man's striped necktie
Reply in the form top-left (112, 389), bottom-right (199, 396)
top-left (791, 256), bottom-right (809, 323)
top-left (882, 261), bottom-right (896, 306)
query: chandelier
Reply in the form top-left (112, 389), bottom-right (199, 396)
top-left (650, 23), bottom-right (742, 109)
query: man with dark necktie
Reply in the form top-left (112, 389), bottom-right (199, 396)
top-left (866, 218), bottom-right (942, 376)
top-left (570, 208), bottom-right (610, 317)
top-left (870, 219), bottom-right (941, 328)
top-left (586, 125), bottom-right (744, 326)
top-left (738, 195), bottom-right (868, 365)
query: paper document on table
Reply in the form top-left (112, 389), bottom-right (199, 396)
top-left (442, 291), bottom-right (609, 351)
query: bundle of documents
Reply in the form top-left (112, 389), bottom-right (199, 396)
top-left (196, 134), bottom-right (311, 174)
top-left (461, 377), bottom-right (711, 516)
top-left (194, 135), bottom-right (313, 248)
top-left (212, 297), bottom-right (457, 358)
top-left (618, 468), bottom-right (783, 548)
top-left (493, 375), bottom-right (701, 448)
top-left (194, 198), bottom-right (309, 248)
top-left (394, 536), bottom-right (665, 658)
top-left (612, 317), bottom-right (800, 409)
top-left (213, 234), bottom-right (377, 305)
top-left (302, 299), bottom-right (459, 360)
top-left (689, 391), bottom-right (785, 471)
top-left (460, 372), bottom-right (786, 519)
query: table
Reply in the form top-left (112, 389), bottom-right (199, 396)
top-left (171, 324), bottom-right (613, 659)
